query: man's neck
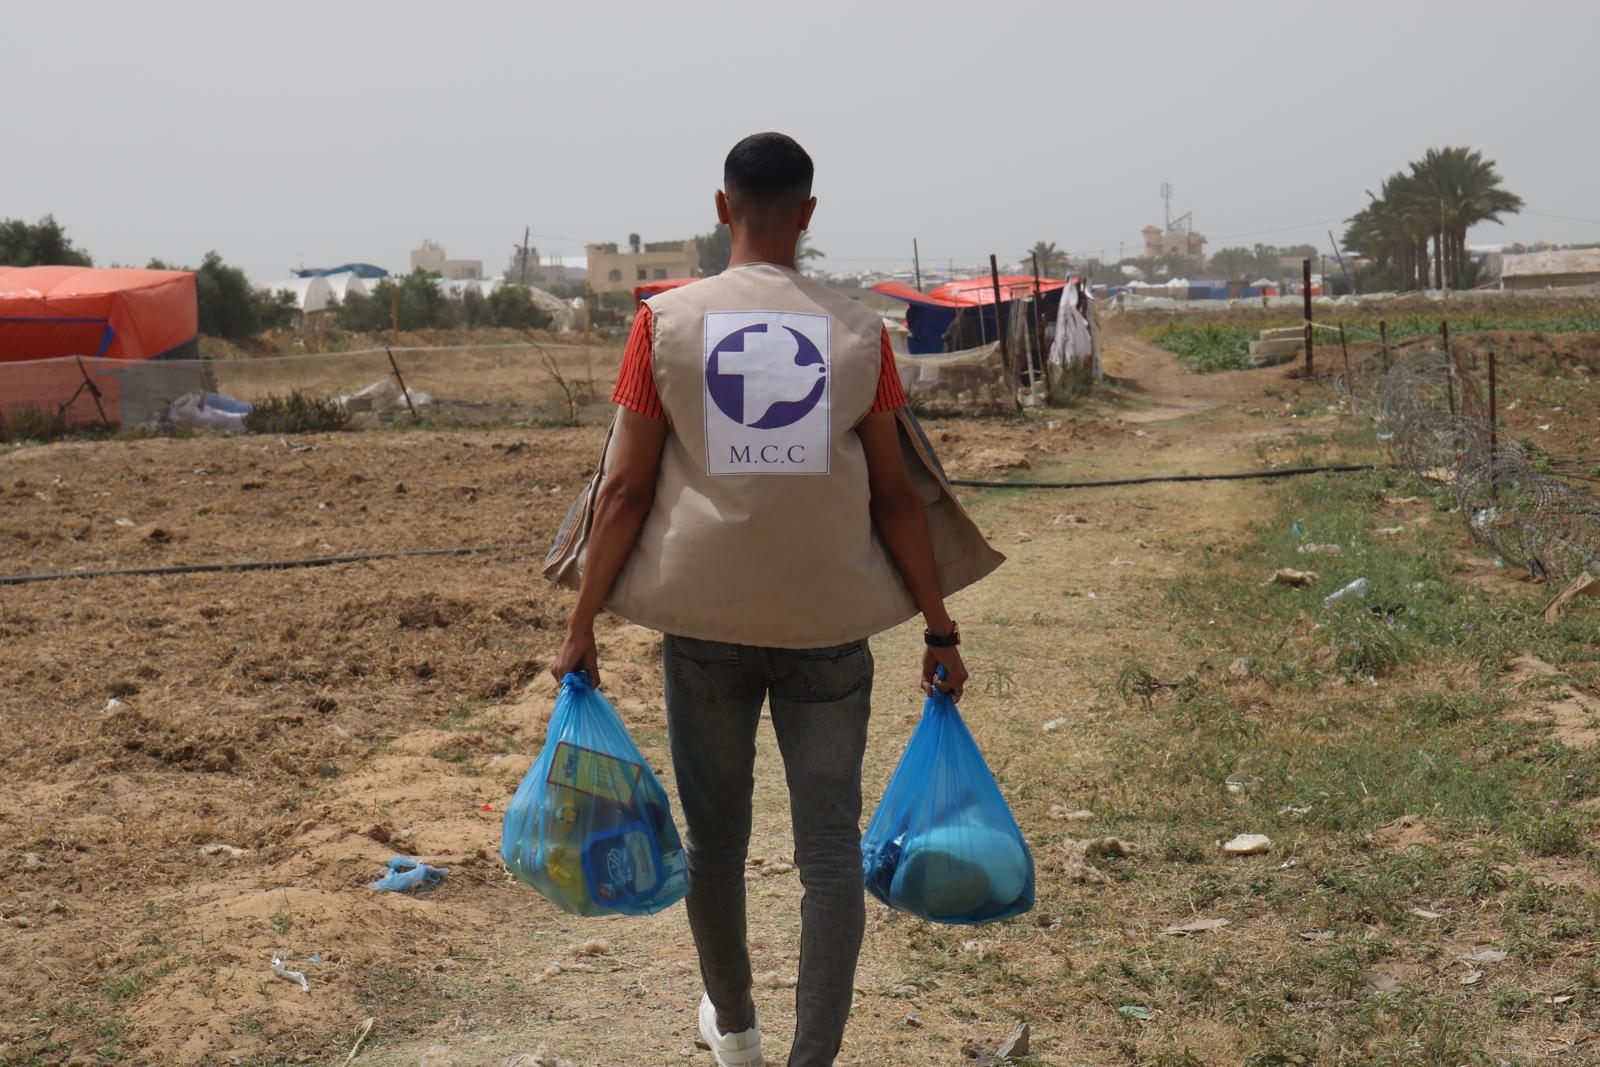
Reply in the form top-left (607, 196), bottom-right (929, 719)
top-left (727, 236), bottom-right (798, 272)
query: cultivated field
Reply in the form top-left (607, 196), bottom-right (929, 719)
top-left (4, 311), bottom-right (1599, 1066)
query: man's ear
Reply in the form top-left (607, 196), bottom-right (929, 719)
top-left (798, 195), bottom-right (818, 231)
top-left (714, 189), bottom-right (732, 226)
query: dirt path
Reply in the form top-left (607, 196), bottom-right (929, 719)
top-left (356, 339), bottom-right (1332, 1065)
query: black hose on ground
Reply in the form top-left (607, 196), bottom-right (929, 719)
top-left (947, 462), bottom-right (1383, 490)
top-left (0, 544), bottom-right (511, 587)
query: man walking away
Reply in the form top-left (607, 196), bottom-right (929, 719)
top-left (545, 132), bottom-right (1002, 1066)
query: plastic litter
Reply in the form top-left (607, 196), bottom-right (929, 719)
top-left (1322, 577), bottom-right (1371, 610)
top-left (500, 672), bottom-right (687, 917)
top-left (271, 956), bottom-right (309, 992)
top-left (368, 856), bottom-right (448, 893)
top-left (167, 392), bottom-right (253, 433)
top-left (861, 668), bottom-right (1034, 925)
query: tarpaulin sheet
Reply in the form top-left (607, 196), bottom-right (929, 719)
top-left (873, 276), bottom-right (1066, 355)
top-left (0, 267), bottom-right (198, 364)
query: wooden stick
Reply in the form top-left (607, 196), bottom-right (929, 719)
top-left (75, 356), bottom-right (114, 429)
top-left (1441, 320), bottom-right (1455, 416)
top-left (1301, 259), bottom-right (1314, 377)
top-left (989, 254), bottom-right (1021, 414)
top-left (1031, 253), bottom-right (1052, 395)
top-left (385, 347), bottom-right (419, 421)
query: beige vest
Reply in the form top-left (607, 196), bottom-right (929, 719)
top-left (545, 262), bottom-right (1003, 648)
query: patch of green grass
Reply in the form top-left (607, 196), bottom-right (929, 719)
top-left (101, 972), bottom-right (150, 1008)
top-left (269, 910), bottom-right (292, 937)
top-left (243, 391), bottom-right (351, 434)
top-left (0, 404), bottom-right (71, 443)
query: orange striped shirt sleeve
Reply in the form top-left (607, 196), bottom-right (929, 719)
top-left (611, 304), bottom-right (665, 421)
top-left (869, 326), bottom-right (908, 414)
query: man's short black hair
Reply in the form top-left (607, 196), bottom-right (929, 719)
top-left (724, 132), bottom-right (813, 203)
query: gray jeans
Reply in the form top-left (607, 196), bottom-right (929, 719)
top-left (662, 634), bottom-right (873, 1067)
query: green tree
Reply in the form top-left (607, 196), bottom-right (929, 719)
top-left (1026, 240), bottom-right (1068, 276)
top-left (696, 224), bottom-right (731, 275)
top-left (0, 215), bottom-right (92, 267)
top-left (461, 285), bottom-right (488, 328)
top-left (486, 283), bottom-right (550, 329)
top-left (1208, 246), bottom-right (1257, 279)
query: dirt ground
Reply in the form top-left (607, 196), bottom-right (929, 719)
top-left (1, 320), bottom-right (1593, 1065)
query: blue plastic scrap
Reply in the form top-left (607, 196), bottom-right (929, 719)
top-left (861, 669), bottom-right (1035, 925)
top-left (500, 672), bottom-right (688, 917)
top-left (367, 856), bottom-right (448, 893)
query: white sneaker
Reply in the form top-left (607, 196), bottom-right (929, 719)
top-left (698, 992), bottom-right (764, 1066)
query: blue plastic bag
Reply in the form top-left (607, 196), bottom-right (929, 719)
top-left (500, 672), bottom-right (688, 917)
top-left (368, 855), bottom-right (448, 893)
top-left (861, 675), bottom-right (1034, 925)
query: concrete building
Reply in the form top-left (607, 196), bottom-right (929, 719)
top-left (587, 236), bottom-right (698, 295)
top-left (504, 247), bottom-right (587, 290)
top-left (1142, 224), bottom-right (1208, 263)
top-left (1498, 249), bottom-right (1600, 290)
top-left (410, 240), bottom-right (483, 281)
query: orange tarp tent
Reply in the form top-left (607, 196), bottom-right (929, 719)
top-left (0, 266), bottom-right (198, 364)
top-left (0, 267), bottom-right (201, 428)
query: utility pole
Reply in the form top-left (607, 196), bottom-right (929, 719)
top-left (520, 225), bottom-right (531, 285)
top-left (391, 280), bottom-right (399, 343)
top-left (913, 239), bottom-right (923, 292)
top-left (1329, 229), bottom-right (1356, 296)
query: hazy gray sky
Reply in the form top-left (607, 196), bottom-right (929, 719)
top-left (12, 0), bottom-right (1599, 282)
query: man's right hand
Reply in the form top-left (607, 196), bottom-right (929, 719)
top-left (922, 644), bottom-right (968, 701)
top-left (550, 623), bottom-right (600, 688)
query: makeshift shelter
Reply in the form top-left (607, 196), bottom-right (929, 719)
top-left (0, 266), bottom-right (198, 363)
top-left (871, 276), bottom-right (1066, 354)
top-left (0, 266), bottom-right (203, 429)
top-left (260, 276), bottom-right (333, 314)
top-left (323, 272), bottom-right (370, 303)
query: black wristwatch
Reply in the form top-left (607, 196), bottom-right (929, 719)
top-left (924, 621), bottom-right (960, 648)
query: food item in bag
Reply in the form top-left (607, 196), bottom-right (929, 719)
top-left (501, 673), bottom-right (687, 917)
top-left (860, 679), bottom-right (1034, 926)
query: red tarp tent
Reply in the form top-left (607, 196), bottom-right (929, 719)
top-left (0, 266), bottom-right (199, 364)
top-left (632, 276), bottom-right (700, 308)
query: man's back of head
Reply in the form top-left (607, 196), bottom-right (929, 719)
top-left (719, 132), bottom-right (815, 247)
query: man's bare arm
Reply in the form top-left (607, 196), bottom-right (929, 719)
top-left (855, 408), bottom-right (968, 697)
top-left (550, 409), bottom-right (669, 685)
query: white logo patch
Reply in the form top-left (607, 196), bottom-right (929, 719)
top-left (702, 310), bottom-right (831, 476)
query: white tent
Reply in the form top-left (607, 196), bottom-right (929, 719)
top-left (260, 277), bottom-right (333, 313)
top-left (323, 272), bottom-right (371, 302)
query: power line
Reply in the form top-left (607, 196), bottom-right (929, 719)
top-left (1523, 209), bottom-right (1600, 227)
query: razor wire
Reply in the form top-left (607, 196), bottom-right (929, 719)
top-left (1337, 345), bottom-right (1600, 580)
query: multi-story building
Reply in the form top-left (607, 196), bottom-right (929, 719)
top-left (1141, 224), bottom-right (1208, 263)
top-left (504, 247), bottom-right (587, 290)
top-left (586, 235), bottom-right (698, 295)
top-left (410, 240), bottom-right (483, 281)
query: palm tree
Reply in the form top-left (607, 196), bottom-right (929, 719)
top-left (1027, 241), bottom-right (1068, 277)
top-left (1347, 148), bottom-right (1522, 291)
top-left (795, 232), bottom-right (824, 274)
top-left (1412, 146), bottom-right (1522, 288)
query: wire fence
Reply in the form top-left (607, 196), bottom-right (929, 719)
top-left (1336, 342), bottom-right (1600, 581)
top-left (0, 341), bottom-right (623, 432)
